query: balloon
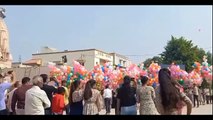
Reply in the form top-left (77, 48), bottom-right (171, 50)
top-left (101, 66), bottom-right (105, 72)
top-left (152, 82), bottom-right (157, 88)
top-left (178, 79), bottom-right (184, 85)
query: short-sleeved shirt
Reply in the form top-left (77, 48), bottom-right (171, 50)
top-left (0, 82), bottom-right (12, 110)
top-left (117, 86), bottom-right (136, 107)
top-left (193, 86), bottom-right (199, 95)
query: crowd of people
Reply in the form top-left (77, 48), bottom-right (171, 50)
top-left (0, 68), bottom-right (212, 115)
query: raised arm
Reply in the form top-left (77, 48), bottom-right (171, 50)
top-left (180, 92), bottom-right (192, 115)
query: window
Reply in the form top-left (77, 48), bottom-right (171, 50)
top-left (119, 60), bottom-right (122, 65)
top-left (123, 61), bottom-right (126, 67)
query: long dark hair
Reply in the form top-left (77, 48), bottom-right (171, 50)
top-left (158, 68), bottom-right (181, 109)
top-left (69, 80), bottom-right (81, 104)
top-left (83, 79), bottom-right (96, 100)
top-left (123, 75), bottom-right (131, 87)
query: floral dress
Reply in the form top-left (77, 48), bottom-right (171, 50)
top-left (137, 86), bottom-right (159, 115)
top-left (83, 89), bottom-right (104, 115)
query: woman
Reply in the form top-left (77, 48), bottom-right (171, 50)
top-left (137, 76), bottom-right (159, 115)
top-left (154, 68), bottom-right (192, 115)
top-left (83, 79), bottom-right (103, 115)
top-left (69, 80), bottom-right (84, 115)
top-left (116, 76), bottom-right (137, 115)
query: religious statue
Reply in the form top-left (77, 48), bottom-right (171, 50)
top-left (0, 7), bottom-right (6, 18)
top-left (0, 7), bottom-right (12, 68)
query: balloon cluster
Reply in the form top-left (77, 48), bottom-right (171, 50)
top-left (201, 55), bottom-right (212, 82)
top-left (188, 70), bottom-right (203, 85)
top-left (192, 61), bottom-right (202, 73)
top-left (48, 62), bottom-right (65, 83)
top-left (126, 64), bottom-right (147, 80)
top-left (147, 61), bottom-right (161, 86)
top-left (47, 56), bottom-right (212, 90)
top-left (169, 63), bottom-right (189, 81)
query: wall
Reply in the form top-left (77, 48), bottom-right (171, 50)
top-left (2, 66), bottom-right (50, 81)
top-left (113, 54), bottom-right (131, 67)
top-left (94, 50), bottom-right (113, 65)
top-left (32, 50), bottom-right (96, 71)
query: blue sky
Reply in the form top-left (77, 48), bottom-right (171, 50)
top-left (2, 5), bottom-right (212, 63)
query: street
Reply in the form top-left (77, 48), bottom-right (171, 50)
top-left (100, 104), bottom-right (212, 115)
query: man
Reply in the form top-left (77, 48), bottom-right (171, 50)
top-left (193, 84), bottom-right (199, 108)
top-left (103, 84), bottom-right (112, 115)
top-left (47, 77), bottom-right (59, 88)
top-left (4, 71), bottom-right (13, 83)
top-left (61, 80), bottom-right (69, 115)
top-left (40, 74), bottom-right (57, 115)
top-left (25, 75), bottom-right (50, 115)
top-left (0, 72), bottom-right (17, 115)
top-left (11, 77), bottom-right (32, 115)
top-left (204, 88), bottom-right (210, 104)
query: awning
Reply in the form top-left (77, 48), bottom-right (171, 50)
top-left (22, 58), bottom-right (42, 66)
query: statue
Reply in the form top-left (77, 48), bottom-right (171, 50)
top-left (0, 7), bottom-right (12, 68)
top-left (0, 8), bottom-right (6, 19)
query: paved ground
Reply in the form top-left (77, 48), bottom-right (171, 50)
top-left (99, 104), bottom-right (212, 115)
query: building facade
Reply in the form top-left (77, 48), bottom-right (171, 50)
top-left (110, 53), bottom-right (131, 68)
top-left (32, 49), bottom-right (114, 70)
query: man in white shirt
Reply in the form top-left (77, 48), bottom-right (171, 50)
top-left (103, 85), bottom-right (112, 115)
top-left (193, 84), bottom-right (199, 107)
top-left (25, 75), bottom-right (50, 115)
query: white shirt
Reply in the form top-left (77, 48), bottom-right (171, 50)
top-left (103, 88), bottom-right (112, 98)
top-left (193, 86), bottom-right (199, 95)
top-left (204, 89), bottom-right (210, 96)
top-left (25, 86), bottom-right (50, 115)
top-left (7, 88), bottom-right (17, 112)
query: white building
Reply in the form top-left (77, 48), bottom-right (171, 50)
top-left (110, 53), bottom-right (131, 68)
top-left (31, 48), bottom-right (113, 70)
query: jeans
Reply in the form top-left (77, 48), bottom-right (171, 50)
top-left (45, 108), bottom-right (52, 115)
top-left (65, 104), bottom-right (70, 115)
top-left (206, 96), bottom-right (210, 104)
top-left (0, 109), bottom-right (8, 115)
top-left (104, 98), bottom-right (111, 113)
top-left (193, 95), bottom-right (199, 107)
top-left (120, 104), bottom-right (137, 115)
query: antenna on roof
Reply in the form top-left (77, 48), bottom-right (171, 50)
top-left (19, 55), bottom-right (22, 63)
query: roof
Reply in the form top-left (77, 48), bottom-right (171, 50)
top-left (32, 48), bottom-right (111, 56)
top-left (22, 59), bottom-right (42, 66)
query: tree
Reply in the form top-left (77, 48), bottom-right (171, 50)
top-left (196, 48), bottom-right (206, 63)
top-left (206, 51), bottom-right (212, 65)
top-left (143, 56), bottom-right (162, 68)
top-left (160, 36), bottom-right (201, 72)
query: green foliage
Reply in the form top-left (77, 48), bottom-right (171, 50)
top-left (160, 36), bottom-right (210, 72)
top-left (143, 56), bottom-right (162, 68)
top-left (201, 78), bottom-right (209, 89)
top-left (206, 51), bottom-right (212, 65)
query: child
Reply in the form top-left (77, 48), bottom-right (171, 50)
top-left (52, 87), bottom-right (66, 115)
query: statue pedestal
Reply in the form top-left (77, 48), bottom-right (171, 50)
top-left (0, 61), bottom-right (12, 69)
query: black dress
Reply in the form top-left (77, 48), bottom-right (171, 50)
top-left (69, 100), bottom-right (83, 115)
